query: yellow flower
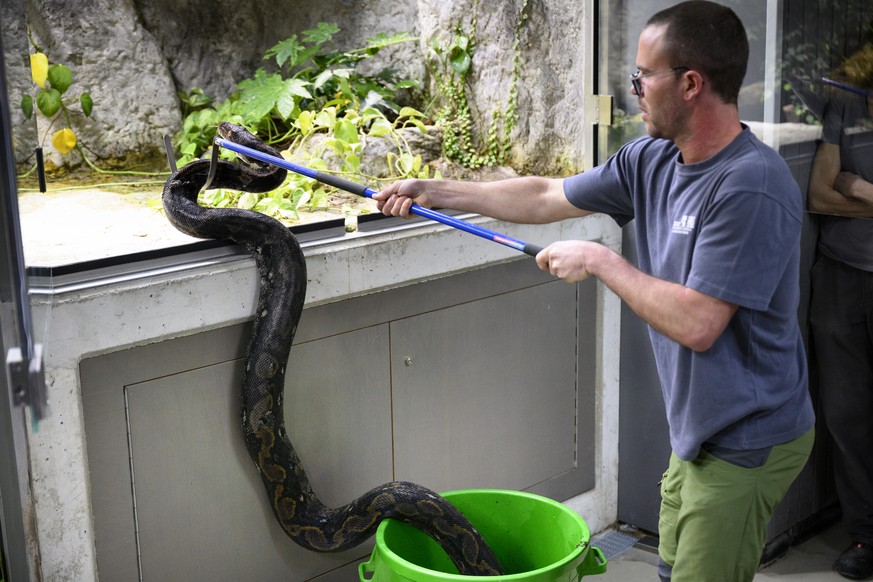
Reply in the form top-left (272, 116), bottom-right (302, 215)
top-left (52, 128), bottom-right (77, 155)
top-left (30, 52), bottom-right (48, 88)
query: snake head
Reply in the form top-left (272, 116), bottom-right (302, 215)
top-left (217, 121), bottom-right (250, 141)
top-left (216, 122), bottom-right (283, 171)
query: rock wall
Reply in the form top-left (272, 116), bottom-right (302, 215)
top-left (8, 0), bottom-right (588, 175)
top-left (22, 0), bottom-right (181, 167)
top-left (416, 0), bottom-right (587, 174)
top-left (2, 0), bottom-right (38, 161)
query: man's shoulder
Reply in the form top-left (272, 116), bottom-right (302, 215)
top-left (717, 130), bottom-right (803, 214)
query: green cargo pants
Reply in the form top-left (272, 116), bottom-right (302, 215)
top-left (658, 428), bottom-right (814, 582)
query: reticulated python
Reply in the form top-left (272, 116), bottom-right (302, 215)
top-left (162, 122), bottom-right (503, 576)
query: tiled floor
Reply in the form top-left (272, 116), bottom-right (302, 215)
top-left (591, 519), bottom-right (858, 581)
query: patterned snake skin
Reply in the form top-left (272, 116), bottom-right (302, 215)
top-left (162, 122), bottom-right (503, 576)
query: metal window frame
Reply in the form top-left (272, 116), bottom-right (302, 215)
top-left (0, 24), bottom-right (44, 582)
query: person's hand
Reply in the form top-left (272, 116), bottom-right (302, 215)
top-left (373, 179), bottom-right (430, 218)
top-left (535, 240), bottom-right (609, 283)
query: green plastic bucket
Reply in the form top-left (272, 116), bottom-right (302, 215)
top-left (358, 489), bottom-right (607, 581)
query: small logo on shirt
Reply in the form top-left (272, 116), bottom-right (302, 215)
top-left (672, 214), bottom-right (697, 235)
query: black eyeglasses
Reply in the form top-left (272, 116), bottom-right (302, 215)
top-left (630, 67), bottom-right (690, 96)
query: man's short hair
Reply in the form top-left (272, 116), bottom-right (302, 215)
top-left (646, 1), bottom-right (749, 104)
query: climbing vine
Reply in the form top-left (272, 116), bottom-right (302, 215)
top-left (429, 0), bottom-right (529, 168)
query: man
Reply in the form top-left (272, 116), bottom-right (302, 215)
top-left (807, 51), bottom-right (873, 580)
top-left (374, 1), bottom-right (815, 580)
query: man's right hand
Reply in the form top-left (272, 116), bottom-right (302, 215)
top-left (373, 179), bottom-right (431, 218)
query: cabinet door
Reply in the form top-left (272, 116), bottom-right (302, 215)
top-left (83, 324), bottom-right (391, 582)
top-left (391, 280), bottom-right (592, 498)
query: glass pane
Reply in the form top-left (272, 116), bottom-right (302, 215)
top-left (601, 0), bottom-right (777, 157)
top-left (8, 11), bottom-right (422, 270)
top-left (599, 0), bottom-right (873, 220)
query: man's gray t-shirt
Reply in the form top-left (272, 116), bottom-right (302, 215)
top-left (564, 126), bottom-right (814, 461)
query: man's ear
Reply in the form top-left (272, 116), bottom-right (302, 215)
top-left (682, 70), bottom-right (705, 100)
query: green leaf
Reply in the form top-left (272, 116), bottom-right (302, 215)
top-left (398, 106), bottom-right (425, 119)
top-left (296, 110), bottom-right (314, 135)
top-left (292, 189), bottom-right (311, 209)
top-left (313, 69), bottom-right (334, 90)
top-left (302, 22), bottom-right (339, 46)
top-left (337, 77), bottom-right (353, 102)
top-left (276, 90), bottom-right (298, 120)
top-left (285, 78), bottom-right (312, 99)
top-left (36, 88), bottom-right (62, 117)
top-left (47, 64), bottom-right (73, 94)
top-left (314, 107), bottom-right (336, 129)
top-left (236, 69), bottom-right (285, 120)
top-left (344, 153), bottom-right (361, 173)
top-left (238, 192), bottom-right (259, 210)
top-left (310, 188), bottom-right (328, 209)
top-left (254, 197), bottom-right (279, 214)
top-left (21, 94), bottom-right (33, 119)
top-left (324, 137), bottom-right (350, 155)
top-left (266, 35), bottom-right (303, 68)
top-left (406, 118), bottom-right (428, 133)
top-left (361, 107), bottom-right (385, 125)
top-left (178, 87), bottom-right (212, 113)
top-left (80, 93), bottom-right (93, 116)
top-left (396, 152), bottom-right (415, 174)
top-left (334, 119), bottom-right (359, 144)
top-left (449, 47), bottom-right (471, 75)
top-left (308, 158), bottom-right (328, 171)
top-left (367, 117), bottom-right (392, 137)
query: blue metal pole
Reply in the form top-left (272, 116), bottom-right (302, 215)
top-left (213, 137), bottom-right (545, 257)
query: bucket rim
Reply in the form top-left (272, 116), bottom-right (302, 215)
top-left (370, 488), bottom-right (592, 581)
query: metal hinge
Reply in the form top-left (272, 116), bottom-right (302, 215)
top-left (7, 343), bottom-right (48, 424)
top-left (588, 94), bottom-right (614, 127)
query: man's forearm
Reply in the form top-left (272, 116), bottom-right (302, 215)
top-left (591, 249), bottom-right (736, 352)
top-left (421, 176), bottom-right (583, 224)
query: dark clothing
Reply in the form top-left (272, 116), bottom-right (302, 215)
top-left (817, 94), bottom-right (873, 271)
top-left (810, 92), bottom-right (873, 544)
top-left (810, 254), bottom-right (873, 544)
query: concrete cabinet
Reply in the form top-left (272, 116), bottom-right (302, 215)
top-left (80, 259), bottom-right (597, 581)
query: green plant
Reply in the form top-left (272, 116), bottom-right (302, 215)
top-left (200, 104), bottom-right (438, 224)
top-left (175, 23), bottom-right (420, 164)
top-left (428, 0), bottom-right (529, 169)
top-left (179, 23), bottom-right (440, 225)
top-left (22, 37), bottom-right (93, 156)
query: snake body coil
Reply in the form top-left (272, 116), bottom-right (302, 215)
top-left (162, 122), bottom-right (503, 576)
